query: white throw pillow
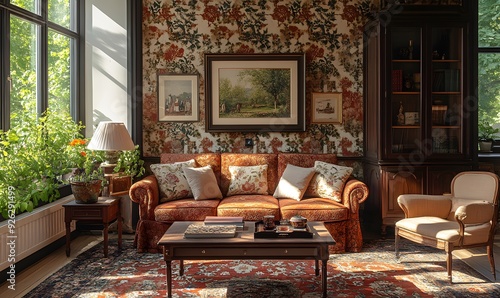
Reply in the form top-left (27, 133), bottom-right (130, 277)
top-left (305, 161), bottom-right (353, 202)
top-left (150, 159), bottom-right (196, 202)
top-left (226, 165), bottom-right (268, 196)
top-left (273, 164), bottom-right (315, 201)
top-left (183, 165), bottom-right (223, 200)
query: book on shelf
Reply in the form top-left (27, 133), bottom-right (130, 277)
top-left (184, 223), bottom-right (236, 238)
top-left (204, 216), bottom-right (244, 227)
top-left (392, 69), bottom-right (403, 92)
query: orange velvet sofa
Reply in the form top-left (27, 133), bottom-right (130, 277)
top-left (129, 153), bottom-right (369, 254)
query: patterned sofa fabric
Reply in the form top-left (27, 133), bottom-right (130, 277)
top-left (129, 152), bottom-right (369, 254)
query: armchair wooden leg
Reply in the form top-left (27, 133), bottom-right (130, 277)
top-left (395, 227), bottom-right (400, 259)
top-left (487, 244), bottom-right (496, 280)
top-left (445, 242), bottom-right (453, 283)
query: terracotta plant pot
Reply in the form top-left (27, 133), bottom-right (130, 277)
top-left (70, 180), bottom-right (101, 204)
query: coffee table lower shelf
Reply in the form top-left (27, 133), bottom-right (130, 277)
top-left (158, 221), bottom-right (335, 298)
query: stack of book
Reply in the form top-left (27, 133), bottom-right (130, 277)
top-left (184, 223), bottom-right (236, 238)
top-left (204, 216), bottom-right (244, 229)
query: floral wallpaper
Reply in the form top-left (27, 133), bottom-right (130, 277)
top-left (142, 0), bottom-right (373, 158)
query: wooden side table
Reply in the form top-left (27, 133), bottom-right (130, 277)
top-left (63, 196), bottom-right (122, 257)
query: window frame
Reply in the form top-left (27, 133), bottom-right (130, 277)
top-left (0, 0), bottom-right (83, 130)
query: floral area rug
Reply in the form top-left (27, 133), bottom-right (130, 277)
top-left (25, 238), bottom-right (500, 298)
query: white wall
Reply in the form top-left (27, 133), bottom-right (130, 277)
top-left (85, 0), bottom-right (130, 134)
top-left (85, 0), bottom-right (133, 232)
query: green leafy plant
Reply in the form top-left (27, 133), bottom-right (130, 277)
top-left (114, 145), bottom-right (145, 180)
top-left (0, 106), bottom-right (84, 218)
top-left (478, 120), bottom-right (499, 141)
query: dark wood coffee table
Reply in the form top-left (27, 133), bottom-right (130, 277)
top-left (157, 221), bottom-right (335, 298)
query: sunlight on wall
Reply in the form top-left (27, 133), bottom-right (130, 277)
top-left (85, 0), bottom-right (129, 135)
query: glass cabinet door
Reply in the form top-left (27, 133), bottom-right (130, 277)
top-left (430, 27), bottom-right (463, 155)
top-left (387, 25), bottom-right (464, 157)
top-left (389, 27), bottom-right (422, 154)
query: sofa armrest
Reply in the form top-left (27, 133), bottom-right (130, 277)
top-left (129, 175), bottom-right (160, 221)
top-left (397, 195), bottom-right (452, 218)
top-left (342, 178), bottom-right (369, 214)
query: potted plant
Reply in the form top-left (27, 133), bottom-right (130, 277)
top-left (68, 159), bottom-right (105, 204)
top-left (478, 120), bottom-right (499, 152)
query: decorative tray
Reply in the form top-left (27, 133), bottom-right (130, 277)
top-left (254, 221), bottom-right (313, 238)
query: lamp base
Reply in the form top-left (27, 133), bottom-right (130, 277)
top-left (104, 150), bottom-right (120, 165)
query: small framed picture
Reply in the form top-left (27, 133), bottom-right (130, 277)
top-left (157, 74), bottom-right (199, 122)
top-left (404, 112), bottom-right (419, 125)
top-left (311, 92), bottom-right (342, 124)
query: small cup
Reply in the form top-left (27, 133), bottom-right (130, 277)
top-left (263, 215), bottom-right (276, 230)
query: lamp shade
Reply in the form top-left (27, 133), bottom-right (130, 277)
top-left (87, 121), bottom-right (135, 151)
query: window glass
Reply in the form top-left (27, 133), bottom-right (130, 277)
top-left (478, 0), bottom-right (500, 140)
top-left (478, 0), bottom-right (500, 47)
top-left (48, 0), bottom-right (75, 30)
top-left (10, 0), bottom-right (40, 15)
top-left (10, 15), bottom-right (39, 125)
top-left (478, 53), bottom-right (500, 124)
top-left (48, 29), bottom-right (72, 114)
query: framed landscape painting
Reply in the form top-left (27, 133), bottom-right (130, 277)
top-left (205, 53), bottom-right (306, 132)
top-left (157, 74), bottom-right (199, 122)
top-left (311, 92), bottom-right (342, 124)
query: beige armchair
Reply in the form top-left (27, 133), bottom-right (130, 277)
top-left (395, 171), bottom-right (499, 282)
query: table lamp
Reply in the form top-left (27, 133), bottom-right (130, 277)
top-left (87, 121), bottom-right (135, 165)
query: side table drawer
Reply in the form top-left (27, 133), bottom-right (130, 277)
top-left (174, 247), bottom-right (318, 257)
top-left (73, 209), bottom-right (102, 219)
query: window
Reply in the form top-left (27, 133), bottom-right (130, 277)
top-left (1, 0), bottom-right (80, 129)
top-left (478, 0), bottom-right (500, 137)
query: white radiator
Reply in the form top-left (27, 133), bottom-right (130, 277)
top-left (0, 195), bottom-right (75, 272)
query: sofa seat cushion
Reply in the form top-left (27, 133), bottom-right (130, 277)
top-left (217, 195), bottom-right (280, 220)
top-left (154, 198), bottom-right (220, 222)
top-left (279, 198), bottom-right (349, 222)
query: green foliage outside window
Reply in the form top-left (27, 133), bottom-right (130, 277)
top-left (9, 0), bottom-right (73, 125)
top-left (478, 0), bottom-right (500, 138)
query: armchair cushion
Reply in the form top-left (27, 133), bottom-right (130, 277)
top-left (150, 159), bottom-right (196, 203)
top-left (396, 217), bottom-right (461, 243)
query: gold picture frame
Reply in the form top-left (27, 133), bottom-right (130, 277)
top-left (205, 53), bottom-right (306, 132)
top-left (311, 92), bottom-right (342, 124)
top-left (157, 73), bottom-right (199, 122)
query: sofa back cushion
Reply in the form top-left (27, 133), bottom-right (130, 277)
top-left (160, 153), bottom-right (222, 186)
top-left (277, 153), bottom-right (338, 177)
top-left (221, 153), bottom-right (279, 196)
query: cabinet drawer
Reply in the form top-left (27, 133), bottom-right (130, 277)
top-left (174, 247), bottom-right (318, 257)
top-left (73, 209), bottom-right (102, 218)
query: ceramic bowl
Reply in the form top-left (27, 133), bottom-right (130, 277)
top-left (289, 215), bottom-right (307, 229)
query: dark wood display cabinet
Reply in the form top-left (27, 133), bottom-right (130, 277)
top-left (362, 2), bottom-right (477, 235)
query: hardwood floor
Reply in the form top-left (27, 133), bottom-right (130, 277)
top-left (0, 231), bottom-right (131, 298)
top-left (1, 230), bottom-right (499, 297)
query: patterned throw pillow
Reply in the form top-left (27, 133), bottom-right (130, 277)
top-left (226, 165), bottom-right (268, 196)
top-left (150, 159), bottom-right (196, 203)
top-left (273, 164), bottom-right (315, 201)
top-left (305, 161), bottom-right (353, 202)
top-left (183, 165), bottom-right (223, 200)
